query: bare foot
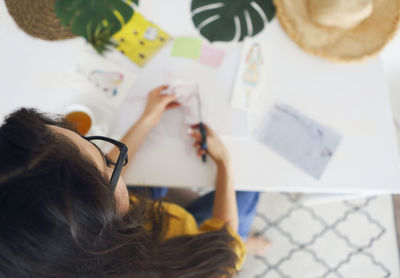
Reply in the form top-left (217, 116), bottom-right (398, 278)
top-left (245, 235), bottom-right (270, 256)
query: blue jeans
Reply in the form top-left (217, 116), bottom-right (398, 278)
top-left (131, 187), bottom-right (259, 241)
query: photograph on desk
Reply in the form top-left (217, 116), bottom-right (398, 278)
top-left (256, 103), bottom-right (342, 179)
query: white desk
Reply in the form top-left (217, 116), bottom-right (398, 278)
top-left (1, 0), bottom-right (399, 194)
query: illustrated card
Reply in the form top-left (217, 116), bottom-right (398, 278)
top-left (256, 103), bottom-right (342, 179)
top-left (67, 52), bottom-right (138, 110)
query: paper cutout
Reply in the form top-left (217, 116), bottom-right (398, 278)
top-left (112, 12), bottom-right (171, 67)
top-left (171, 37), bottom-right (202, 59)
top-left (198, 44), bottom-right (225, 67)
top-left (163, 80), bottom-right (202, 125)
top-left (256, 103), bottom-right (342, 179)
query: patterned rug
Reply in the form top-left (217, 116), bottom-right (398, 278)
top-left (237, 194), bottom-right (399, 278)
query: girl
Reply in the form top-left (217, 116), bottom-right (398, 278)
top-left (0, 86), bottom-right (268, 278)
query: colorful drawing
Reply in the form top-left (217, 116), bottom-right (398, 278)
top-left (112, 12), bottom-right (171, 67)
top-left (67, 53), bottom-right (138, 111)
top-left (76, 65), bottom-right (125, 98)
top-left (87, 70), bottom-right (124, 97)
top-left (242, 43), bottom-right (263, 106)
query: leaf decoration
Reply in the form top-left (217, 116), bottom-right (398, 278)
top-left (54, 0), bottom-right (134, 53)
top-left (87, 24), bottom-right (118, 54)
top-left (126, 0), bottom-right (140, 6)
top-left (191, 0), bottom-right (275, 42)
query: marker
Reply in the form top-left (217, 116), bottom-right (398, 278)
top-left (199, 122), bottom-right (207, 162)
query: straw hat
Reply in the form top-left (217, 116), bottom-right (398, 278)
top-left (274, 0), bottom-right (400, 62)
top-left (5, 0), bottom-right (76, 41)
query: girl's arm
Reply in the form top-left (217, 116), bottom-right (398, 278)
top-left (213, 159), bottom-right (239, 233)
top-left (189, 124), bottom-right (239, 233)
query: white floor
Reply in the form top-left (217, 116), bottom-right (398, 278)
top-left (237, 194), bottom-right (399, 278)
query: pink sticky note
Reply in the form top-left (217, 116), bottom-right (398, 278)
top-left (198, 44), bottom-right (225, 68)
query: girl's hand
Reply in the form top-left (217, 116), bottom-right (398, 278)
top-left (141, 85), bottom-right (180, 128)
top-left (188, 123), bottom-right (230, 166)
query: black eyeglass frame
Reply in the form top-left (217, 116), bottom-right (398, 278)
top-left (84, 136), bottom-right (128, 191)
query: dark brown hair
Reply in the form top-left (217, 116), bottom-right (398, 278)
top-left (0, 108), bottom-right (238, 278)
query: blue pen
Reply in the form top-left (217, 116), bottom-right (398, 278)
top-left (199, 122), bottom-right (207, 162)
top-left (195, 92), bottom-right (207, 163)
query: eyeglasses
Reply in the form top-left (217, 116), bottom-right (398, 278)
top-left (84, 136), bottom-right (128, 191)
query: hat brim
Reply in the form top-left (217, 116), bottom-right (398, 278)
top-left (274, 0), bottom-right (400, 62)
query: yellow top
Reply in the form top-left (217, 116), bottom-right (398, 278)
top-left (130, 195), bottom-right (247, 271)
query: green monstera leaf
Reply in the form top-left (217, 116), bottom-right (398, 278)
top-left (191, 0), bottom-right (275, 42)
top-left (54, 0), bottom-right (135, 53)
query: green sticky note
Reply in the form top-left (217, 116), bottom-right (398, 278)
top-left (171, 37), bottom-right (202, 59)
